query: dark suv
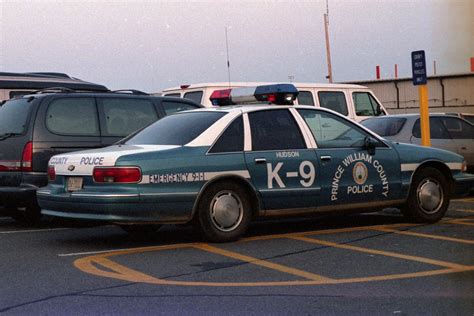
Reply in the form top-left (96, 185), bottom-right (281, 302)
top-left (0, 88), bottom-right (201, 223)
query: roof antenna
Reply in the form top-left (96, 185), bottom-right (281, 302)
top-left (225, 26), bottom-right (231, 88)
top-left (324, 0), bottom-right (333, 83)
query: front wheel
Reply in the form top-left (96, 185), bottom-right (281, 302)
top-left (402, 167), bottom-right (450, 223)
top-left (196, 181), bottom-right (252, 242)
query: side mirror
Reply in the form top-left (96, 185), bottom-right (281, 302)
top-left (364, 136), bottom-right (378, 155)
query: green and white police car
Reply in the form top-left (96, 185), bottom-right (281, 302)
top-left (37, 84), bottom-right (474, 242)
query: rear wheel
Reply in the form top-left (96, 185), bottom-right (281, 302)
top-left (402, 167), bottom-right (450, 223)
top-left (11, 204), bottom-right (42, 225)
top-left (196, 181), bottom-right (252, 242)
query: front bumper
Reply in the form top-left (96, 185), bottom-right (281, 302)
top-left (453, 173), bottom-right (474, 197)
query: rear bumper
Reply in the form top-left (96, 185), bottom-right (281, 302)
top-left (37, 189), bottom-right (195, 224)
top-left (0, 185), bottom-right (38, 207)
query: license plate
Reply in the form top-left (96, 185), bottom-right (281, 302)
top-left (66, 177), bottom-right (83, 192)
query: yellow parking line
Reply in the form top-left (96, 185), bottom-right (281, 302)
top-left (454, 197), bottom-right (474, 203)
top-left (194, 243), bottom-right (333, 282)
top-left (445, 219), bottom-right (474, 226)
top-left (290, 236), bottom-right (470, 270)
top-left (372, 227), bottom-right (474, 244)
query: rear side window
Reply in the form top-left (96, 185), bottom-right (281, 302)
top-left (412, 118), bottom-right (450, 139)
top-left (99, 98), bottom-right (158, 137)
top-left (352, 92), bottom-right (382, 116)
top-left (0, 98), bottom-right (34, 135)
top-left (183, 91), bottom-right (203, 104)
top-left (46, 98), bottom-right (99, 136)
top-left (440, 117), bottom-right (474, 139)
top-left (361, 117), bottom-right (406, 136)
top-left (163, 93), bottom-right (181, 98)
top-left (297, 91), bottom-right (315, 106)
top-left (248, 109), bottom-right (305, 151)
top-left (318, 91), bottom-right (348, 116)
top-left (209, 116), bottom-right (244, 153)
top-left (126, 111), bottom-right (226, 145)
top-left (162, 101), bottom-right (199, 115)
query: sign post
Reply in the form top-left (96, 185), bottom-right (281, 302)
top-left (411, 50), bottom-right (430, 146)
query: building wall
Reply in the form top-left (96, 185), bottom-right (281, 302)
top-left (348, 74), bottom-right (474, 115)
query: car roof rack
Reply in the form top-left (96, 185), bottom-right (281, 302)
top-left (111, 89), bottom-right (149, 95)
top-left (32, 87), bottom-right (77, 94)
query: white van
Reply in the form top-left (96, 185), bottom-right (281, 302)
top-left (160, 82), bottom-right (388, 122)
top-left (0, 72), bottom-right (108, 101)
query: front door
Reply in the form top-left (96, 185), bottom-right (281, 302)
top-left (243, 109), bottom-right (320, 211)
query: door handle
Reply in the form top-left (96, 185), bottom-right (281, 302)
top-left (320, 155), bottom-right (332, 161)
top-left (254, 158), bottom-right (267, 164)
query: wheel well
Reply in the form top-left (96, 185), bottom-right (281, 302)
top-left (414, 161), bottom-right (455, 195)
top-left (192, 176), bottom-right (261, 219)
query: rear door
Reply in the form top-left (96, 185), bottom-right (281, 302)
top-left (439, 116), bottom-right (474, 167)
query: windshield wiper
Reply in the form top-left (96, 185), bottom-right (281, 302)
top-left (0, 133), bottom-right (22, 141)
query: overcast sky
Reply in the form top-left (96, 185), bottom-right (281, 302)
top-left (1, 0), bottom-right (472, 93)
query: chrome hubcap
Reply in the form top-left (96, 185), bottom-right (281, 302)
top-left (210, 191), bottom-right (243, 232)
top-left (417, 179), bottom-right (443, 214)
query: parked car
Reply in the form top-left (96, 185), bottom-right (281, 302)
top-left (0, 88), bottom-right (201, 223)
top-left (0, 72), bottom-right (108, 101)
top-left (361, 114), bottom-right (474, 173)
top-left (160, 81), bottom-right (388, 122)
top-left (37, 85), bottom-right (474, 242)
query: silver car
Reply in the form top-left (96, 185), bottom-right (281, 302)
top-left (361, 114), bottom-right (474, 172)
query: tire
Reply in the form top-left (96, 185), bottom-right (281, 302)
top-left (196, 181), bottom-right (252, 242)
top-left (119, 224), bottom-right (161, 238)
top-left (401, 167), bottom-right (450, 223)
top-left (11, 205), bottom-right (42, 225)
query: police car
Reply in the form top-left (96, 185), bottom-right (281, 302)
top-left (37, 84), bottom-right (474, 242)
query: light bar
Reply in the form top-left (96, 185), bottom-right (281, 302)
top-left (209, 84), bottom-right (298, 106)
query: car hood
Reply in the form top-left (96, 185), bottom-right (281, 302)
top-left (49, 144), bottom-right (180, 175)
top-left (388, 141), bottom-right (464, 166)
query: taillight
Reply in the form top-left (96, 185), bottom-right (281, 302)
top-left (0, 142), bottom-right (32, 172)
top-left (21, 141), bottom-right (33, 172)
top-left (47, 165), bottom-right (56, 181)
top-left (93, 167), bottom-right (141, 183)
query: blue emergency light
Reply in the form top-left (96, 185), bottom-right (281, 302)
top-left (210, 84), bottom-right (299, 106)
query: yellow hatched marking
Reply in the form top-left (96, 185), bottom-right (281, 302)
top-left (290, 236), bottom-right (470, 270)
top-left (194, 243), bottom-right (333, 282)
top-left (372, 227), bottom-right (474, 245)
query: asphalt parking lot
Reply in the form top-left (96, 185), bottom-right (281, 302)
top-left (0, 198), bottom-right (473, 315)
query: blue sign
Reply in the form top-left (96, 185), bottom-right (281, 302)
top-left (411, 50), bottom-right (427, 85)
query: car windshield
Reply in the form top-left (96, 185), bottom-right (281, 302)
top-left (125, 111), bottom-right (226, 145)
top-left (361, 117), bottom-right (406, 137)
top-left (0, 98), bottom-right (34, 135)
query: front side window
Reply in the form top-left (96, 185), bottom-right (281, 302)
top-left (297, 91), bottom-right (315, 106)
top-left (125, 111), bottom-right (226, 145)
top-left (318, 91), bottom-right (348, 116)
top-left (440, 117), bottom-right (474, 139)
top-left (209, 116), bottom-right (244, 153)
top-left (46, 98), bottom-right (99, 136)
top-left (361, 117), bottom-right (406, 137)
top-left (162, 101), bottom-right (199, 115)
top-left (100, 98), bottom-right (158, 136)
top-left (248, 109), bottom-right (305, 151)
top-left (183, 91), bottom-right (203, 104)
top-left (412, 118), bottom-right (450, 139)
top-left (298, 109), bottom-right (370, 148)
top-left (353, 92), bottom-right (382, 116)
top-left (0, 98), bottom-right (34, 135)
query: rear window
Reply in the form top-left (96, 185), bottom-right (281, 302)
top-left (361, 117), bottom-right (406, 136)
top-left (0, 98), bottom-right (34, 135)
top-left (125, 111), bottom-right (226, 145)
